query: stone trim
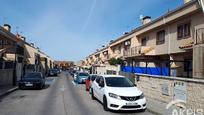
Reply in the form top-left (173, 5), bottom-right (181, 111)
top-left (135, 73), bottom-right (204, 84)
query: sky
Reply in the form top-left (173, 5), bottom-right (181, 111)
top-left (0, 0), bottom-right (183, 62)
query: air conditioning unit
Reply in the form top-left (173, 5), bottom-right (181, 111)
top-left (124, 41), bottom-right (131, 46)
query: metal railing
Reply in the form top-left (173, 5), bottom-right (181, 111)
top-left (123, 46), bottom-right (142, 57)
top-left (195, 28), bottom-right (204, 45)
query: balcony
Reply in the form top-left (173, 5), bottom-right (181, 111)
top-left (195, 28), bottom-right (204, 45)
top-left (123, 46), bottom-right (155, 58)
top-left (123, 46), bottom-right (142, 57)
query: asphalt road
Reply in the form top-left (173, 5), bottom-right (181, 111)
top-left (0, 72), bottom-right (154, 115)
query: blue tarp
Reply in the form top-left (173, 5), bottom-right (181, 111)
top-left (121, 66), bottom-right (169, 76)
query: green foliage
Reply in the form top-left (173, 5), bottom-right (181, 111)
top-left (108, 58), bottom-right (124, 65)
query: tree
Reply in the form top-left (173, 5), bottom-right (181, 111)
top-left (108, 58), bottom-right (124, 66)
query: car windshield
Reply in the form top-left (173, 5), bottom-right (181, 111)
top-left (50, 69), bottom-right (58, 72)
top-left (79, 73), bottom-right (89, 76)
top-left (105, 77), bottom-right (134, 87)
top-left (24, 73), bottom-right (42, 78)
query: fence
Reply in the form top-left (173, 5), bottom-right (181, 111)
top-left (119, 71), bottom-right (135, 83)
top-left (121, 66), bottom-right (169, 76)
top-left (0, 69), bottom-right (13, 86)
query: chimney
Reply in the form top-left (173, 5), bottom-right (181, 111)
top-left (184, 0), bottom-right (192, 4)
top-left (142, 16), bottom-right (151, 25)
top-left (30, 43), bottom-right (34, 47)
top-left (21, 36), bottom-right (26, 41)
top-left (3, 24), bottom-right (11, 32)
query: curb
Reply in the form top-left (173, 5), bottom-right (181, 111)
top-left (147, 108), bottom-right (163, 115)
top-left (0, 87), bottom-right (18, 98)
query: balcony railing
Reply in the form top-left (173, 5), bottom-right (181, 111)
top-left (124, 46), bottom-right (142, 57)
top-left (195, 28), bottom-right (204, 45)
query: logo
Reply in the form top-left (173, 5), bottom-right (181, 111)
top-left (166, 99), bottom-right (186, 110)
top-left (166, 100), bottom-right (204, 115)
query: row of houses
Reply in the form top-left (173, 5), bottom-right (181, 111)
top-left (0, 24), bottom-right (54, 86)
top-left (82, 0), bottom-right (204, 110)
top-left (83, 0), bottom-right (204, 79)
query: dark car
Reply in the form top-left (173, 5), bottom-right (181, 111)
top-left (48, 69), bottom-right (58, 76)
top-left (18, 72), bottom-right (45, 89)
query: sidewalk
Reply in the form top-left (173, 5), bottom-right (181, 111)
top-left (147, 98), bottom-right (181, 115)
top-left (0, 85), bottom-right (18, 98)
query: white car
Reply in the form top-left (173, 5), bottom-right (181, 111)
top-left (91, 75), bottom-right (146, 111)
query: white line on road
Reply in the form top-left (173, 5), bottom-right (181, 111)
top-left (60, 85), bottom-right (66, 91)
top-left (72, 81), bottom-right (76, 86)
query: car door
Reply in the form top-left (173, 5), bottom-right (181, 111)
top-left (93, 76), bottom-right (101, 100)
top-left (97, 77), bottom-right (105, 102)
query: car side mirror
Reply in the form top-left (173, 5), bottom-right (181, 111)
top-left (134, 84), bottom-right (137, 87)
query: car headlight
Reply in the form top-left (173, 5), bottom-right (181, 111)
top-left (139, 93), bottom-right (145, 99)
top-left (109, 93), bottom-right (121, 100)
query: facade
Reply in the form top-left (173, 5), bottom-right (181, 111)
top-left (84, 0), bottom-right (204, 79)
top-left (0, 24), bottom-right (25, 85)
top-left (54, 61), bottom-right (74, 70)
top-left (24, 42), bottom-right (54, 76)
top-left (0, 24), bottom-right (54, 86)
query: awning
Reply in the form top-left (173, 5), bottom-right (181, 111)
top-left (179, 39), bottom-right (194, 49)
top-left (141, 47), bottom-right (154, 54)
top-left (0, 48), bottom-right (6, 58)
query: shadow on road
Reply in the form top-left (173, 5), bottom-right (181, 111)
top-left (19, 84), bottom-right (50, 90)
top-left (93, 96), bottom-right (146, 114)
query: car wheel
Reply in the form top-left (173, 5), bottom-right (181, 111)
top-left (103, 96), bottom-right (109, 111)
top-left (19, 85), bottom-right (23, 90)
top-left (91, 89), bottom-right (95, 100)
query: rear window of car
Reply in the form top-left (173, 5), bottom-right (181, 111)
top-left (79, 73), bottom-right (89, 76)
top-left (24, 73), bottom-right (42, 78)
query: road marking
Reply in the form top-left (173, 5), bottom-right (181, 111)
top-left (60, 85), bottom-right (66, 91)
top-left (72, 81), bottom-right (76, 86)
top-left (45, 77), bottom-right (56, 85)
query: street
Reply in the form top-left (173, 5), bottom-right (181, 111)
top-left (0, 72), bottom-right (154, 115)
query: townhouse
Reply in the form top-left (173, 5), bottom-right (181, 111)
top-left (84, 0), bottom-right (204, 79)
top-left (0, 24), bottom-right (25, 85)
top-left (0, 23), bottom-right (54, 86)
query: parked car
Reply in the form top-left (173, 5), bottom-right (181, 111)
top-left (85, 74), bottom-right (97, 92)
top-left (74, 72), bottom-right (89, 84)
top-left (55, 68), bottom-right (61, 74)
top-left (70, 70), bottom-right (77, 77)
top-left (18, 72), bottom-right (45, 89)
top-left (91, 75), bottom-right (146, 111)
top-left (48, 69), bottom-right (58, 76)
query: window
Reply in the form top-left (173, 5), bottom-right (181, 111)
top-left (184, 59), bottom-right (192, 72)
top-left (177, 22), bottom-right (191, 40)
top-left (95, 76), bottom-right (100, 83)
top-left (184, 23), bottom-right (191, 37)
top-left (99, 77), bottom-right (104, 85)
top-left (156, 30), bottom-right (165, 45)
top-left (141, 37), bottom-right (148, 46)
top-left (0, 39), bottom-right (3, 45)
top-left (118, 46), bottom-right (121, 54)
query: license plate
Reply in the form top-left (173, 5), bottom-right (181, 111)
top-left (25, 83), bottom-right (33, 86)
top-left (126, 102), bottom-right (138, 106)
